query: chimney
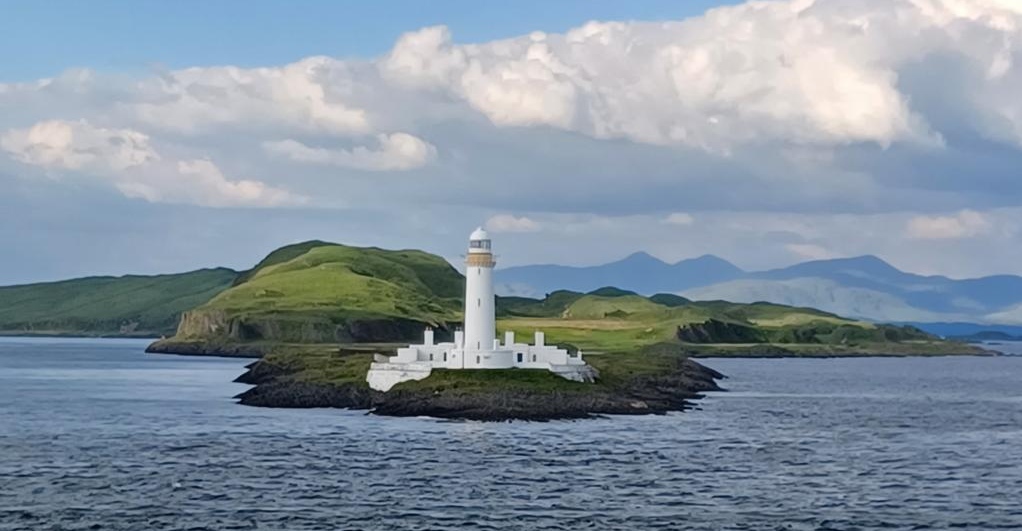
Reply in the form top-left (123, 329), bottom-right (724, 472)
top-left (424, 328), bottom-right (434, 346)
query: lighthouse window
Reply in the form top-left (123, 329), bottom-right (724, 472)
top-left (517, 353), bottom-right (523, 363)
top-left (476, 355), bottom-right (480, 364)
top-left (477, 298), bottom-right (481, 307)
top-left (470, 240), bottom-right (491, 249)
top-left (429, 353), bottom-right (433, 361)
top-left (532, 354), bottom-right (537, 362)
top-left (443, 352), bottom-right (447, 362)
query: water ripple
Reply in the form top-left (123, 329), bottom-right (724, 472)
top-left (2, 340), bottom-right (1022, 530)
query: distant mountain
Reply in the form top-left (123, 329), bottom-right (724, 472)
top-left (683, 278), bottom-right (963, 323)
top-left (910, 322), bottom-right (1022, 338)
top-left (496, 253), bottom-right (1022, 325)
top-left (751, 256), bottom-right (1022, 315)
top-left (0, 268), bottom-right (238, 337)
top-left (496, 252), bottom-right (744, 297)
top-left (946, 331), bottom-right (1022, 342)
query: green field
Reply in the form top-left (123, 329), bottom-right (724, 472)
top-left (496, 290), bottom-right (976, 356)
top-left (254, 344), bottom-right (685, 395)
top-left (0, 268), bottom-right (237, 336)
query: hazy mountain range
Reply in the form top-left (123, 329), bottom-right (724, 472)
top-left (496, 253), bottom-right (1022, 329)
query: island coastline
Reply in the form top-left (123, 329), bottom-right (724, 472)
top-left (228, 348), bottom-right (725, 421)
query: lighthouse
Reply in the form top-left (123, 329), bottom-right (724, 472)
top-left (365, 227), bottom-right (596, 391)
top-left (464, 227), bottom-right (496, 354)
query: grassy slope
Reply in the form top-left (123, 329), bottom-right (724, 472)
top-left (214, 265), bottom-right (983, 358)
top-left (0, 268), bottom-right (238, 336)
top-left (204, 243), bottom-right (462, 322)
top-left (497, 292), bottom-right (982, 356)
top-left (168, 242), bottom-right (465, 342)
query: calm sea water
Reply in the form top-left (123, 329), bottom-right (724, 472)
top-left (1, 338), bottom-right (1021, 531)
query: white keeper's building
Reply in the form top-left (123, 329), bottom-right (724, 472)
top-left (366, 227), bottom-right (596, 392)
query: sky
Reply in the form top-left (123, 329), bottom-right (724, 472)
top-left (2, 0), bottom-right (1022, 285)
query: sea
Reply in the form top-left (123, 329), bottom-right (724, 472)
top-left (1, 337), bottom-right (1021, 531)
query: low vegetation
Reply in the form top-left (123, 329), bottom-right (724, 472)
top-left (0, 268), bottom-right (237, 336)
top-left (167, 242), bottom-right (464, 344)
top-left (497, 290), bottom-right (984, 357)
top-left (253, 344), bottom-right (703, 400)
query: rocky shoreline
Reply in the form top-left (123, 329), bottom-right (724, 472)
top-left (232, 354), bottom-right (725, 421)
top-left (145, 339), bottom-right (267, 358)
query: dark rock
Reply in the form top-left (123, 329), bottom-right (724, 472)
top-left (235, 380), bottom-right (372, 409)
top-left (145, 340), bottom-right (266, 358)
top-left (677, 319), bottom-right (767, 343)
top-left (233, 361), bottom-right (286, 384)
top-left (231, 355), bottom-right (725, 421)
top-left (171, 310), bottom-right (448, 346)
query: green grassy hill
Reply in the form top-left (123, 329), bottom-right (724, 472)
top-left (0, 268), bottom-right (238, 337)
top-left (166, 241), bottom-right (464, 344)
top-left (496, 288), bottom-right (969, 356)
top-left (4, 238), bottom-right (977, 356)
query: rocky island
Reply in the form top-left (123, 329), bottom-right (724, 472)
top-left (231, 345), bottom-right (724, 421)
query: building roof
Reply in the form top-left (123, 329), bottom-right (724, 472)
top-left (469, 227), bottom-right (489, 241)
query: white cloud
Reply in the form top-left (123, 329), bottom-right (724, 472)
top-left (128, 57), bottom-right (370, 135)
top-left (263, 132), bottom-right (436, 171)
top-left (12, 0), bottom-right (1022, 153)
top-left (2, 120), bottom-right (301, 207)
top-left (378, 5), bottom-right (950, 149)
top-left (0, 120), bottom-right (158, 172)
top-left (905, 209), bottom-right (992, 239)
top-left (1, 0), bottom-right (1022, 231)
top-left (485, 214), bottom-right (542, 233)
top-left (663, 212), bottom-right (695, 225)
top-left (380, 25), bottom-right (466, 88)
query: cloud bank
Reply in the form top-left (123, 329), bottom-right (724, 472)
top-left (3, 0), bottom-right (1022, 280)
top-left (1, 120), bottom-right (301, 207)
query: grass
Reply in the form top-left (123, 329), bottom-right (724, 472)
top-left (128, 241), bottom-right (982, 360)
top-left (0, 268), bottom-right (237, 336)
top-left (394, 367), bottom-right (592, 393)
top-left (584, 350), bottom-right (677, 386)
top-left (747, 314), bottom-right (856, 327)
top-left (262, 345), bottom-right (375, 386)
top-left (679, 340), bottom-right (988, 357)
top-left (202, 244), bottom-right (463, 324)
top-left (263, 343), bottom-right (679, 393)
top-left (3, 239), bottom-right (980, 363)
top-left (494, 293), bottom-right (977, 356)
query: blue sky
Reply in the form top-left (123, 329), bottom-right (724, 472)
top-left (2, 0), bottom-right (737, 81)
top-left (2, 0), bottom-right (1022, 286)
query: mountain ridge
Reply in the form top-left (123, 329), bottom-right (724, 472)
top-left (496, 253), bottom-right (1022, 326)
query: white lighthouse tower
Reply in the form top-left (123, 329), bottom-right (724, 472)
top-left (365, 227), bottom-right (596, 392)
top-left (463, 227), bottom-right (496, 354)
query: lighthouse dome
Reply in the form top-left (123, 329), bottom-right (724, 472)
top-left (469, 227), bottom-right (489, 241)
top-left (468, 227), bottom-right (492, 253)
